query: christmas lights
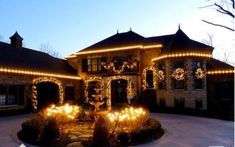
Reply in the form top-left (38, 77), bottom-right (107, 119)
top-left (207, 69), bottom-right (235, 75)
top-left (172, 68), bottom-right (186, 80)
top-left (157, 70), bottom-right (165, 82)
top-left (32, 77), bottom-right (64, 110)
top-left (74, 44), bottom-right (162, 55)
top-left (152, 52), bottom-right (212, 62)
top-left (142, 67), bottom-right (157, 89)
top-left (0, 67), bottom-right (81, 80)
top-left (195, 68), bottom-right (205, 79)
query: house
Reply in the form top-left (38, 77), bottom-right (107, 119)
top-left (0, 32), bottom-right (81, 113)
top-left (67, 27), bottom-right (234, 115)
top-left (0, 28), bottom-right (234, 118)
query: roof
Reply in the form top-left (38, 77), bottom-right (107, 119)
top-left (10, 32), bottom-right (23, 41)
top-left (78, 30), bottom-right (157, 53)
top-left (0, 41), bottom-right (77, 75)
top-left (162, 28), bottom-right (213, 52)
top-left (207, 58), bottom-right (234, 70)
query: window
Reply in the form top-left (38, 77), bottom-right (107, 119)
top-left (0, 85), bottom-right (24, 106)
top-left (146, 70), bottom-right (153, 88)
top-left (158, 63), bottom-right (166, 90)
top-left (82, 58), bottom-right (102, 72)
top-left (172, 61), bottom-right (185, 89)
top-left (64, 86), bottom-right (75, 101)
top-left (193, 61), bottom-right (203, 89)
top-left (88, 58), bottom-right (101, 72)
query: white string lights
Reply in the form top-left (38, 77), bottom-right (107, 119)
top-left (32, 77), bottom-right (64, 110)
top-left (0, 67), bottom-right (81, 80)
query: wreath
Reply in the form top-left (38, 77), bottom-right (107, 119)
top-left (172, 68), bottom-right (185, 80)
top-left (195, 68), bottom-right (205, 79)
top-left (157, 70), bottom-right (165, 82)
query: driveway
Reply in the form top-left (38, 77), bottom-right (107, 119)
top-left (0, 113), bottom-right (233, 147)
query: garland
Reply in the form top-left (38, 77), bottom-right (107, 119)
top-left (157, 70), bottom-right (165, 82)
top-left (101, 60), bottom-right (137, 74)
top-left (195, 68), bottom-right (205, 79)
top-left (172, 68), bottom-right (185, 80)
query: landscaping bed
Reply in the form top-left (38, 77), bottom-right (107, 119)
top-left (18, 104), bottom-right (164, 146)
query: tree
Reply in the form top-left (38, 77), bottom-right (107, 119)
top-left (202, 33), bottom-right (213, 46)
top-left (201, 0), bottom-right (234, 31)
top-left (40, 43), bottom-right (60, 58)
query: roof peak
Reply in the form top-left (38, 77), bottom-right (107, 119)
top-left (10, 31), bottom-right (23, 40)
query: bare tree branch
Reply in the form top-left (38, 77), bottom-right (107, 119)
top-left (215, 3), bottom-right (234, 18)
top-left (202, 33), bottom-right (213, 46)
top-left (232, 0), bottom-right (235, 8)
top-left (40, 43), bottom-right (61, 58)
top-left (202, 19), bottom-right (235, 31)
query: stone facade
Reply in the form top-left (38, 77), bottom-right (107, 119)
top-left (156, 58), bottom-right (208, 109)
top-left (0, 73), bottom-right (80, 111)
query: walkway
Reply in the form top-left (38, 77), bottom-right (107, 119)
top-left (0, 113), bottom-right (233, 147)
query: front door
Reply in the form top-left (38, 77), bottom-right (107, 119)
top-left (111, 79), bottom-right (127, 105)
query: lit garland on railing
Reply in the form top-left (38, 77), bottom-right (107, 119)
top-left (142, 67), bottom-right (157, 89)
top-left (207, 69), bottom-right (235, 75)
top-left (195, 68), bottom-right (205, 79)
top-left (74, 44), bottom-right (162, 55)
top-left (151, 52), bottom-right (212, 62)
top-left (157, 70), bottom-right (165, 82)
top-left (101, 60), bottom-right (137, 74)
top-left (0, 67), bottom-right (81, 80)
top-left (172, 68), bottom-right (186, 80)
top-left (32, 77), bottom-right (64, 110)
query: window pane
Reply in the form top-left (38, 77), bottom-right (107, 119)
top-left (8, 85), bottom-right (17, 105)
top-left (0, 85), bottom-right (7, 105)
top-left (88, 59), bottom-right (92, 71)
top-left (0, 95), bottom-right (6, 105)
top-left (174, 80), bottom-right (184, 89)
top-left (91, 59), bottom-right (97, 71)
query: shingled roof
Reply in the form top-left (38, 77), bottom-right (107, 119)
top-left (78, 30), bottom-right (157, 53)
top-left (207, 58), bottom-right (234, 70)
top-left (0, 41), bottom-right (76, 75)
top-left (162, 28), bottom-right (213, 52)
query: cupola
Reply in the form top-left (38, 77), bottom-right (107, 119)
top-left (10, 32), bottom-right (23, 48)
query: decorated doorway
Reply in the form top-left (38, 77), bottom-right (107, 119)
top-left (36, 82), bottom-right (59, 110)
top-left (111, 79), bottom-right (128, 105)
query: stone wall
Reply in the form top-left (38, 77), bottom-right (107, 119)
top-left (156, 58), bottom-right (207, 109)
top-left (0, 73), bottom-right (80, 111)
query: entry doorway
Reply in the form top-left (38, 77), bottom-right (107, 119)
top-left (36, 82), bottom-right (59, 110)
top-left (111, 79), bottom-right (128, 105)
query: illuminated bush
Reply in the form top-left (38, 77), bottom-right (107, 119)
top-left (43, 104), bottom-right (80, 123)
top-left (106, 107), bottom-right (149, 134)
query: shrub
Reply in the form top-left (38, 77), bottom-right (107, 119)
top-left (19, 116), bottom-right (43, 144)
top-left (93, 116), bottom-right (110, 146)
top-left (117, 132), bottom-right (129, 145)
top-left (40, 118), bottom-right (60, 145)
top-left (130, 117), bottom-right (163, 144)
top-left (18, 115), bottom-right (61, 146)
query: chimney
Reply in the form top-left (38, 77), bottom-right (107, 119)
top-left (10, 31), bottom-right (23, 48)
